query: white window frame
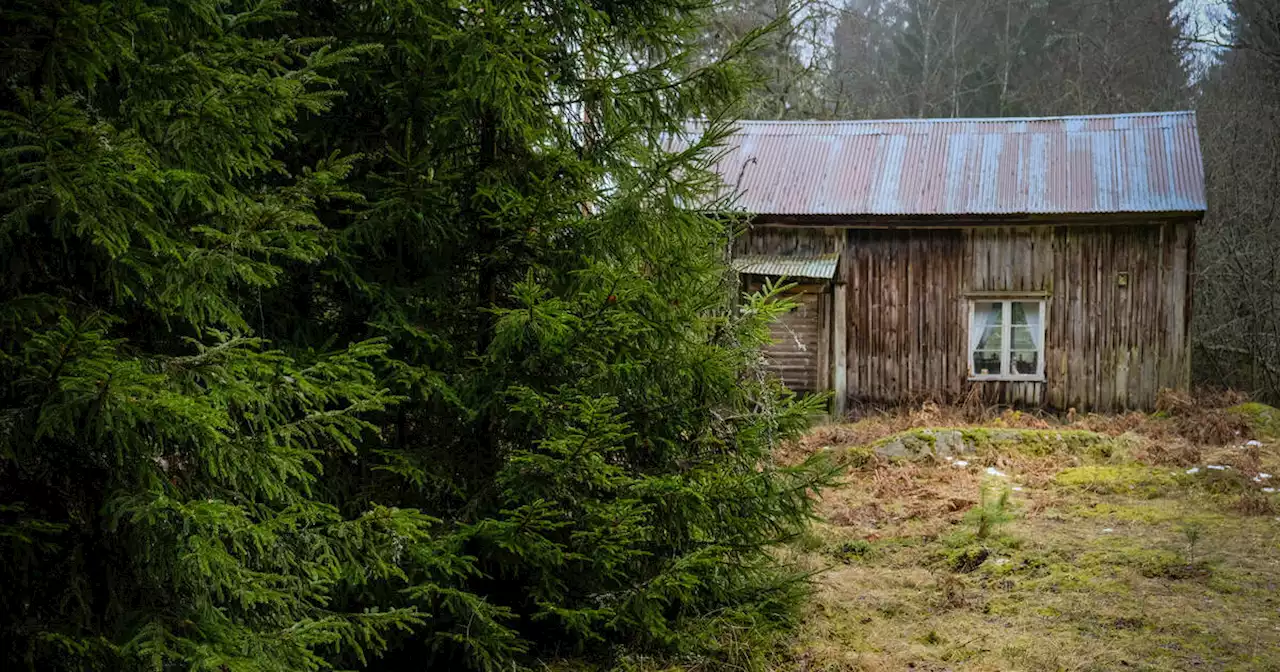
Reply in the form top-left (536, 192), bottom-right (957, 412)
top-left (967, 297), bottom-right (1047, 382)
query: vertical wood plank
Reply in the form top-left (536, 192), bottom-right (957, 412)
top-left (818, 287), bottom-right (830, 394)
top-left (1182, 220), bottom-right (1195, 390)
top-left (833, 276), bottom-right (848, 417)
top-left (1071, 227), bottom-right (1085, 409)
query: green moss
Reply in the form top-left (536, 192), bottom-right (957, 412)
top-left (792, 527), bottom-right (829, 553)
top-left (1207, 568), bottom-right (1247, 594)
top-left (981, 552), bottom-right (1049, 579)
top-left (917, 629), bottom-right (944, 646)
top-left (868, 426), bottom-right (1130, 461)
top-left (935, 530), bottom-right (1010, 572)
top-left (844, 444), bottom-right (876, 468)
top-left (1020, 562), bottom-right (1113, 592)
top-left (980, 596), bottom-right (1022, 616)
top-left (1053, 464), bottom-right (1180, 498)
top-left (1227, 402), bottom-right (1280, 439)
top-left (1194, 468), bottom-right (1255, 495)
top-left (831, 539), bottom-right (877, 563)
top-left (961, 427), bottom-right (1118, 458)
top-left (875, 600), bottom-right (907, 619)
top-left (1075, 544), bottom-right (1212, 581)
top-left (945, 545), bottom-right (991, 572)
top-left (1071, 501), bottom-right (1174, 523)
top-left (1130, 549), bottom-right (1211, 580)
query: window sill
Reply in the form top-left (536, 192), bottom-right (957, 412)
top-left (968, 375), bottom-right (1046, 383)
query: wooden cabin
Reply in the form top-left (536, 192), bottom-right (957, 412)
top-left (706, 112), bottom-right (1207, 413)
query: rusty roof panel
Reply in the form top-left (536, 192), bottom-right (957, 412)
top-left (732, 254), bottom-right (839, 280)
top-left (673, 112), bottom-right (1206, 216)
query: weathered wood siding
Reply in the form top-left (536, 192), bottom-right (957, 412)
top-left (748, 281), bottom-right (829, 393)
top-left (734, 225), bottom-right (842, 256)
top-left (844, 229), bottom-right (969, 404)
top-left (738, 226), bottom-right (840, 394)
top-left (836, 222), bottom-right (1193, 411)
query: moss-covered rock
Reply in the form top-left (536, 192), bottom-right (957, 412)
top-left (963, 427), bottom-right (1128, 459)
top-left (1226, 402), bottom-right (1280, 440)
top-left (868, 427), bottom-right (1127, 461)
top-left (869, 428), bottom-right (943, 459)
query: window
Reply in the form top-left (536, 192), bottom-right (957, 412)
top-left (968, 299), bottom-right (1045, 380)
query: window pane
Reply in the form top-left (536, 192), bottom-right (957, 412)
top-left (970, 302), bottom-right (1004, 375)
top-left (1011, 301), bottom-right (1027, 325)
top-left (978, 325), bottom-right (1002, 350)
top-left (1012, 301), bottom-right (1040, 327)
top-left (975, 301), bottom-right (1004, 325)
top-left (1013, 302), bottom-right (1042, 377)
top-left (1012, 350), bottom-right (1039, 375)
top-left (974, 351), bottom-right (1002, 375)
top-left (1011, 325), bottom-right (1036, 350)
top-left (971, 301), bottom-right (1003, 348)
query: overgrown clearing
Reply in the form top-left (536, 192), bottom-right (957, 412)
top-left (782, 401), bottom-right (1280, 671)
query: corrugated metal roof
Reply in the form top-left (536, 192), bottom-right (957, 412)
top-left (673, 112), bottom-right (1206, 216)
top-left (732, 254), bottom-right (839, 280)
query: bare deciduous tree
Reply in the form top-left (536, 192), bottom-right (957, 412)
top-left (1191, 0), bottom-right (1280, 400)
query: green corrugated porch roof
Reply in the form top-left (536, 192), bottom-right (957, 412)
top-left (731, 253), bottom-right (839, 280)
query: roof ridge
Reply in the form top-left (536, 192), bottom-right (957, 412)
top-left (723, 111), bottom-right (1195, 125)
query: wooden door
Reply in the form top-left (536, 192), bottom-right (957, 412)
top-left (758, 283), bottom-right (829, 394)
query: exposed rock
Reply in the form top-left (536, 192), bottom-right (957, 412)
top-left (867, 427), bottom-right (1123, 461)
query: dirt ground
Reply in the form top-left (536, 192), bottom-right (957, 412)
top-left (782, 398), bottom-right (1280, 671)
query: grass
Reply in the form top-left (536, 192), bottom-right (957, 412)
top-left (780, 400), bottom-right (1280, 672)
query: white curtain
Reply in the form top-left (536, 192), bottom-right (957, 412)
top-left (969, 302), bottom-right (1000, 356)
top-left (1023, 302), bottom-right (1043, 352)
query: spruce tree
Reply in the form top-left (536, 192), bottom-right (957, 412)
top-left (276, 0), bottom-right (834, 668)
top-left (2, 1), bottom-right (833, 670)
top-left (0, 2), bottom-right (436, 669)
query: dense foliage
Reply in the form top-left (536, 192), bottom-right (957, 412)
top-left (0, 1), bottom-right (831, 670)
